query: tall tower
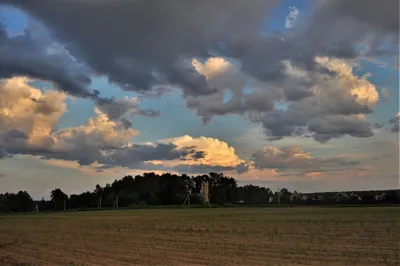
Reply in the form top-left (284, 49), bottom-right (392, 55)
top-left (200, 180), bottom-right (210, 205)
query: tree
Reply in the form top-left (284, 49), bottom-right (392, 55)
top-left (50, 188), bottom-right (68, 210)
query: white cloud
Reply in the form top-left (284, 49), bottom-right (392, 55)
top-left (314, 56), bottom-right (379, 107)
top-left (0, 76), bottom-right (246, 172)
top-left (0, 76), bottom-right (67, 145)
top-left (158, 135), bottom-right (243, 167)
top-left (51, 107), bottom-right (139, 154)
top-left (285, 6), bottom-right (300, 29)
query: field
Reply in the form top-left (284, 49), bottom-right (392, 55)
top-left (0, 207), bottom-right (399, 266)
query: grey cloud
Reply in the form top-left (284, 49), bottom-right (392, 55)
top-left (2, 0), bottom-right (278, 97)
top-left (303, 0), bottom-right (399, 59)
top-left (224, 0), bottom-right (398, 85)
top-left (393, 56), bottom-right (400, 70)
top-left (0, 129), bottom-right (30, 155)
top-left (1, 0), bottom-right (397, 144)
top-left (33, 142), bottom-right (201, 169)
top-left (255, 76), bottom-right (375, 141)
top-left (373, 123), bottom-right (384, 129)
top-left (389, 114), bottom-right (399, 133)
top-left (235, 162), bottom-right (250, 174)
top-left (0, 17), bottom-right (159, 124)
top-left (94, 96), bottom-right (160, 129)
top-left (308, 116), bottom-right (373, 143)
top-left (252, 146), bottom-right (315, 170)
top-left (171, 163), bottom-right (235, 174)
top-left (389, 115), bottom-right (399, 124)
top-left (186, 89), bottom-right (277, 121)
top-left (0, 148), bottom-right (10, 159)
top-left (251, 145), bottom-right (360, 172)
top-left (0, 128), bottom-right (29, 140)
top-left (0, 19), bottom-right (93, 98)
top-left (97, 143), bottom-right (203, 168)
top-left (191, 151), bottom-right (206, 160)
top-left (277, 168), bottom-right (364, 177)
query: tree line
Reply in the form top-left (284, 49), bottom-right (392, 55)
top-left (1, 172), bottom-right (399, 212)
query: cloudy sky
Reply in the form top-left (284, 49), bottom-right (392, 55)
top-left (0, 0), bottom-right (399, 199)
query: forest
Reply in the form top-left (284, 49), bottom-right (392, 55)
top-left (1, 172), bottom-right (399, 212)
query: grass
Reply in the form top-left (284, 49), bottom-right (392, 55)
top-left (0, 207), bottom-right (399, 265)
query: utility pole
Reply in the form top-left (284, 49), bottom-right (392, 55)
top-left (32, 203), bottom-right (39, 212)
top-left (182, 187), bottom-right (191, 206)
top-left (113, 196), bottom-right (119, 208)
top-left (277, 188), bottom-right (281, 206)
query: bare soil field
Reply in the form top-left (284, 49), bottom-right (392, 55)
top-left (0, 207), bottom-right (399, 266)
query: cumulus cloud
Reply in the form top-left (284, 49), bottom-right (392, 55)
top-left (255, 57), bottom-right (378, 142)
top-left (0, 77), bottom-right (192, 167)
top-left (162, 135), bottom-right (243, 166)
top-left (188, 57), bottom-right (278, 122)
top-left (188, 56), bottom-right (379, 142)
top-left (0, 77), bottom-right (66, 145)
top-left (285, 6), bottom-right (299, 29)
top-left (151, 135), bottom-right (244, 173)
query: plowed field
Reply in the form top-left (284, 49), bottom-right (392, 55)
top-left (0, 207), bottom-right (399, 265)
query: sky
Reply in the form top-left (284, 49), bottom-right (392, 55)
top-left (0, 0), bottom-right (399, 200)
